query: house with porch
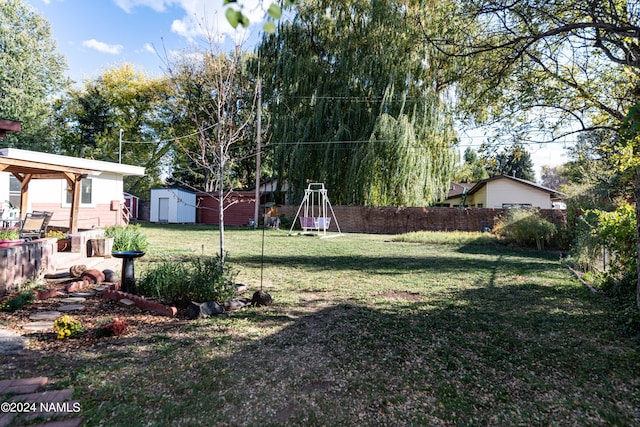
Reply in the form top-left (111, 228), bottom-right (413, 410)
top-left (0, 146), bottom-right (145, 294)
top-left (0, 148), bottom-right (145, 232)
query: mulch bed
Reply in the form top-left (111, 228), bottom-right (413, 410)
top-left (0, 277), bottom-right (187, 354)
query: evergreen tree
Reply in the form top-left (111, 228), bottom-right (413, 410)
top-left (453, 147), bottom-right (489, 183)
top-left (481, 143), bottom-right (535, 182)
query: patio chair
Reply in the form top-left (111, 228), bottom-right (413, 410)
top-left (19, 211), bottom-right (53, 241)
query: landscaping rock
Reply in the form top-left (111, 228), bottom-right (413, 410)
top-left (69, 264), bottom-right (87, 278)
top-left (65, 280), bottom-right (90, 293)
top-left (58, 304), bottom-right (85, 312)
top-left (103, 269), bottom-right (119, 282)
top-left (36, 289), bottom-right (64, 300)
top-left (224, 298), bottom-right (252, 312)
top-left (71, 292), bottom-right (95, 297)
top-left (185, 301), bottom-right (225, 320)
top-left (29, 311), bottom-right (62, 321)
top-left (22, 321), bottom-right (55, 331)
top-left (0, 327), bottom-right (26, 354)
top-left (234, 283), bottom-right (248, 295)
top-left (80, 269), bottom-right (105, 285)
top-left (61, 297), bottom-right (86, 304)
top-left (252, 290), bottom-right (273, 307)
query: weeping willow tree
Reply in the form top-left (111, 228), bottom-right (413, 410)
top-left (255, 0), bottom-right (459, 206)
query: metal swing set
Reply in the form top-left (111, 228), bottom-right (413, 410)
top-left (288, 183), bottom-right (342, 238)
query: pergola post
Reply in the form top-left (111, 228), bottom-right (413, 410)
top-left (18, 174), bottom-right (32, 221)
top-left (64, 173), bottom-right (82, 234)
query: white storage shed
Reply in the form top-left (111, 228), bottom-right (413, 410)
top-left (150, 188), bottom-right (196, 224)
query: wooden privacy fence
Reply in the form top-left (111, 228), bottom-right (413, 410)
top-left (277, 206), bottom-right (567, 235)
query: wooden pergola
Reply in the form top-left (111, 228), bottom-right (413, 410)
top-left (0, 157), bottom-right (95, 234)
top-left (0, 118), bottom-right (94, 234)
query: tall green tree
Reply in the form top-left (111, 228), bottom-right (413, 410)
top-left (453, 147), bottom-right (489, 183)
top-left (53, 64), bottom-right (172, 196)
top-left (256, 0), bottom-right (458, 206)
top-left (481, 142), bottom-right (535, 181)
top-left (421, 0), bottom-right (638, 138)
top-left (539, 165), bottom-right (568, 191)
top-left (0, 0), bottom-right (69, 150)
top-left (421, 0), bottom-right (640, 307)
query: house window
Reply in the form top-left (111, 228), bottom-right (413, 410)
top-left (9, 176), bottom-right (21, 207)
top-left (66, 179), bottom-right (93, 205)
top-left (502, 203), bottom-right (532, 209)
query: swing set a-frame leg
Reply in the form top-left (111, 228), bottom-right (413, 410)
top-left (288, 192), bottom-right (310, 235)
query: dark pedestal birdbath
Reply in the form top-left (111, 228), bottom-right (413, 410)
top-left (112, 251), bottom-right (145, 293)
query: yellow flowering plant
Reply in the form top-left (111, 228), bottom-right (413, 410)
top-left (53, 315), bottom-right (84, 339)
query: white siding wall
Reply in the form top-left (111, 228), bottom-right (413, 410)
top-left (26, 173), bottom-right (123, 210)
top-left (150, 188), bottom-right (196, 223)
top-left (485, 179), bottom-right (552, 208)
top-left (0, 171), bottom-right (123, 210)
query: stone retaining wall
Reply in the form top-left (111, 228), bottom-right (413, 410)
top-left (277, 206), bottom-right (567, 234)
top-left (0, 238), bottom-right (57, 294)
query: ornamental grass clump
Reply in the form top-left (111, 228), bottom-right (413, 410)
top-left (137, 255), bottom-right (236, 308)
top-left (104, 224), bottom-right (148, 252)
top-left (53, 315), bottom-right (84, 339)
top-left (493, 208), bottom-right (556, 250)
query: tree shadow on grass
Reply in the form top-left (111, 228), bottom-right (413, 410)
top-left (62, 279), bottom-right (639, 427)
top-left (231, 250), bottom-right (561, 278)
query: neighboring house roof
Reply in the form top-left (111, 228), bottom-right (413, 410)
top-left (445, 182), bottom-right (476, 199)
top-left (0, 148), bottom-right (145, 177)
top-left (466, 175), bottom-right (566, 199)
top-left (0, 119), bottom-right (21, 138)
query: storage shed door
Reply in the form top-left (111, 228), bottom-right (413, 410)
top-left (158, 197), bottom-right (170, 223)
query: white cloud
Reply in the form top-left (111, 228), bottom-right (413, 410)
top-left (114, 0), bottom-right (267, 41)
top-left (114, 0), bottom-right (170, 13)
top-left (143, 43), bottom-right (156, 54)
top-left (82, 39), bottom-right (124, 54)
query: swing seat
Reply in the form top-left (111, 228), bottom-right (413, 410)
top-left (300, 217), bottom-right (316, 229)
top-left (316, 217), bottom-right (331, 230)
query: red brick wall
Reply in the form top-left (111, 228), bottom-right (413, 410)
top-left (197, 193), bottom-right (257, 226)
top-left (278, 206), bottom-right (567, 234)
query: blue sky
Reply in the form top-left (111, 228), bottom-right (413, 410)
top-left (25, 0), bottom-right (567, 178)
top-left (26, 0), bottom-right (267, 82)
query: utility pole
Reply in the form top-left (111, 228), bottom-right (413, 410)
top-left (253, 78), bottom-right (262, 227)
top-left (119, 128), bottom-right (123, 163)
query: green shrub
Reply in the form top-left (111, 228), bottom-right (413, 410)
top-left (584, 203), bottom-right (637, 279)
top-left (493, 209), bottom-right (557, 250)
top-left (104, 224), bottom-right (148, 252)
top-left (136, 255), bottom-right (236, 308)
top-left (0, 289), bottom-right (35, 312)
top-left (0, 227), bottom-right (19, 240)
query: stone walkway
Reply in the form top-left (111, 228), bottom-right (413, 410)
top-left (0, 377), bottom-right (82, 427)
top-left (0, 259), bottom-right (120, 426)
top-left (0, 328), bottom-right (25, 356)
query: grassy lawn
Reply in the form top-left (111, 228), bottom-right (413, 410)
top-left (31, 225), bottom-right (640, 425)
